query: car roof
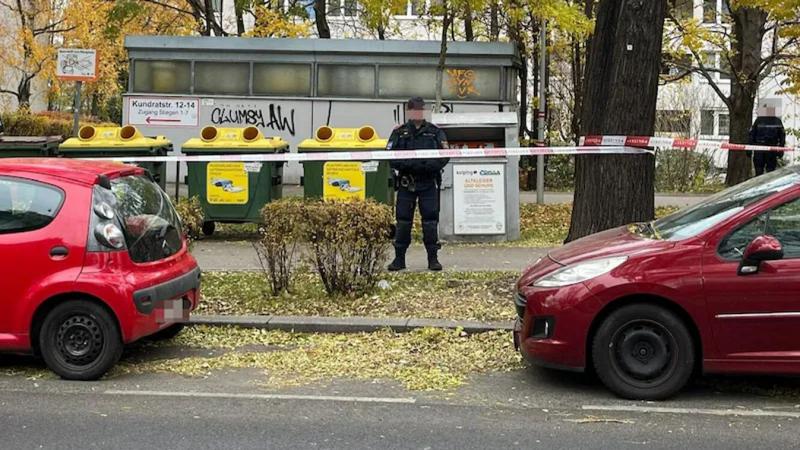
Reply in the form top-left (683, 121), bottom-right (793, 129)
top-left (0, 158), bottom-right (143, 185)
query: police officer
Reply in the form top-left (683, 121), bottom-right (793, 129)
top-left (387, 97), bottom-right (449, 271)
top-left (750, 115), bottom-right (786, 175)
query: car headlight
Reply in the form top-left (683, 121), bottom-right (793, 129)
top-left (533, 256), bottom-right (628, 288)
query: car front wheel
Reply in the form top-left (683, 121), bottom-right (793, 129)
top-left (39, 300), bottom-right (123, 381)
top-left (592, 304), bottom-right (695, 400)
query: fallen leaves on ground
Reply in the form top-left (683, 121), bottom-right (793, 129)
top-left (197, 270), bottom-right (518, 321)
top-left (115, 326), bottom-right (523, 391)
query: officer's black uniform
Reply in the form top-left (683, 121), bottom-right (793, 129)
top-left (387, 120), bottom-right (449, 271)
top-left (750, 116), bottom-right (786, 175)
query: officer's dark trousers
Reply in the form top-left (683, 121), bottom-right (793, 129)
top-left (394, 183), bottom-right (440, 251)
top-left (753, 152), bottom-right (778, 176)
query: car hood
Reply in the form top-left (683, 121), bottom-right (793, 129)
top-left (548, 225), bottom-right (675, 266)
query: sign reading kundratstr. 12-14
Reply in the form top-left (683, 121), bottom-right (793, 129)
top-left (453, 164), bottom-right (506, 235)
top-left (126, 97), bottom-right (199, 127)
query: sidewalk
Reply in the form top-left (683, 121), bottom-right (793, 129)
top-left (192, 241), bottom-right (548, 272)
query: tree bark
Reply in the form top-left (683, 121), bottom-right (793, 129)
top-left (464, 3), bottom-right (474, 41)
top-left (235, 0), bottom-right (246, 36)
top-left (489, 2), bottom-right (499, 41)
top-left (435, 6), bottom-right (452, 113)
top-left (723, 6), bottom-right (767, 186)
top-left (314, 0), bottom-right (331, 38)
top-left (566, 0), bottom-right (667, 242)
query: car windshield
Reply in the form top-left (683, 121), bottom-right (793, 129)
top-left (648, 166), bottom-right (800, 241)
top-left (111, 175), bottom-right (183, 263)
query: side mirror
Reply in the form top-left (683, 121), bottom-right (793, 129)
top-left (739, 235), bottom-right (783, 275)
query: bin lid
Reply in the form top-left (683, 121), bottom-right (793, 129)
top-left (59, 126), bottom-right (171, 151)
top-left (298, 127), bottom-right (387, 152)
top-left (0, 136), bottom-right (62, 149)
top-left (182, 127), bottom-right (289, 153)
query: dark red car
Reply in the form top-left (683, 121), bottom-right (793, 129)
top-left (0, 158), bottom-right (200, 380)
top-left (516, 166), bottom-right (800, 400)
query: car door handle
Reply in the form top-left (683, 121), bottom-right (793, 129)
top-left (50, 246), bottom-right (69, 257)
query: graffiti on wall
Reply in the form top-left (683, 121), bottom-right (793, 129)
top-left (210, 103), bottom-right (296, 136)
top-left (446, 69), bottom-right (479, 99)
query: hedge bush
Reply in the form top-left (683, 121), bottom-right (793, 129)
top-left (0, 110), bottom-right (116, 138)
top-left (173, 196), bottom-right (204, 247)
top-left (258, 198), bottom-right (394, 297)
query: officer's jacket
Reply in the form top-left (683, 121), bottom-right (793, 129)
top-left (387, 121), bottom-right (449, 178)
top-left (749, 116), bottom-right (786, 147)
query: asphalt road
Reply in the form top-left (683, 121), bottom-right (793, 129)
top-left (2, 354), bottom-right (800, 450)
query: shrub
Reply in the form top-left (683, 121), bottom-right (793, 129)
top-left (655, 149), bottom-right (724, 193)
top-left (301, 199), bottom-right (394, 297)
top-left (256, 198), bottom-right (305, 295)
top-left (0, 110), bottom-right (116, 138)
top-left (173, 196), bottom-right (204, 247)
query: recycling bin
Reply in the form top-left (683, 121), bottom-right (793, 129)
top-left (182, 126), bottom-right (288, 236)
top-left (298, 126), bottom-right (393, 205)
top-left (0, 135), bottom-right (61, 157)
top-left (58, 125), bottom-right (170, 189)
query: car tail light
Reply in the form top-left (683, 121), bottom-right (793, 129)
top-left (94, 223), bottom-right (125, 249)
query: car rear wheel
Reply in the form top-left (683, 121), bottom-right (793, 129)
top-left (39, 300), bottom-right (123, 381)
top-left (592, 304), bottom-right (694, 400)
top-left (146, 323), bottom-right (185, 341)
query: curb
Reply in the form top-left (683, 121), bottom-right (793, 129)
top-left (188, 314), bottom-right (513, 334)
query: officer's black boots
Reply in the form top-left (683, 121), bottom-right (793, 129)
top-left (427, 248), bottom-right (443, 271)
top-left (388, 247), bottom-right (407, 271)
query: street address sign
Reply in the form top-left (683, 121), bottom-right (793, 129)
top-left (56, 49), bottom-right (98, 82)
top-left (127, 97), bottom-right (199, 127)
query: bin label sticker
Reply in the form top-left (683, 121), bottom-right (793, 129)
top-left (207, 162), bottom-right (248, 204)
top-left (244, 162), bottom-right (263, 173)
top-left (323, 162), bottom-right (365, 200)
top-left (361, 161), bottom-right (379, 173)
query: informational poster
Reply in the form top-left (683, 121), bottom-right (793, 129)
top-left (207, 162), bottom-right (248, 204)
top-left (126, 97), bottom-right (199, 127)
top-left (56, 49), bottom-right (97, 81)
top-left (453, 164), bottom-right (506, 235)
top-left (323, 162), bottom-right (366, 200)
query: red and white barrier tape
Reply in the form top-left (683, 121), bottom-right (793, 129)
top-left (91, 145), bottom-right (649, 163)
top-left (581, 135), bottom-right (794, 153)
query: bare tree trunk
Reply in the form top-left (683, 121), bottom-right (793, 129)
top-left (378, 25), bottom-right (386, 40)
top-left (235, 0), bottom-right (246, 35)
top-left (435, 6), bottom-right (452, 113)
top-left (203, 0), bottom-right (214, 35)
top-left (464, 3), bottom-right (474, 41)
top-left (489, 1), bottom-right (499, 41)
top-left (566, 0), bottom-right (667, 242)
top-left (314, 0), bottom-right (331, 38)
top-left (724, 6), bottom-right (767, 186)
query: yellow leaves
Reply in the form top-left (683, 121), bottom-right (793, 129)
top-left (121, 326), bottom-right (523, 391)
top-left (246, 6), bottom-right (311, 38)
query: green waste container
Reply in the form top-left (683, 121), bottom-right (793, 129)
top-left (182, 126), bottom-right (288, 236)
top-left (0, 135), bottom-right (61, 157)
top-left (298, 126), bottom-right (393, 205)
top-left (58, 125), bottom-right (170, 189)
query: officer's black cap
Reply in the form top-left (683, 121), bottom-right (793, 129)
top-left (406, 97), bottom-right (426, 110)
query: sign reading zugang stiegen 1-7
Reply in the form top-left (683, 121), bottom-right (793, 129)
top-left (127, 97), bottom-right (199, 127)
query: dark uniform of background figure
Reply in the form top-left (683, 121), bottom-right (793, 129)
top-left (750, 115), bottom-right (786, 175)
top-left (387, 97), bottom-right (449, 271)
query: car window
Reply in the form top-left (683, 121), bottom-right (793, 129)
top-left (0, 177), bottom-right (64, 234)
top-left (718, 197), bottom-right (800, 260)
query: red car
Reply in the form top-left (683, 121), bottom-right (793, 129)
top-left (516, 166), bottom-right (800, 400)
top-left (0, 158), bottom-right (200, 380)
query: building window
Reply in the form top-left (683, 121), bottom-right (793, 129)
top-left (669, 0), bottom-right (693, 20)
top-left (379, 66), bottom-right (437, 99)
top-left (701, 110), bottom-right (715, 135)
top-left (718, 113), bottom-right (730, 136)
top-left (719, 55), bottom-right (731, 80)
top-left (317, 65), bottom-right (375, 98)
top-left (703, 0), bottom-right (717, 23)
top-left (194, 61), bottom-right (250, 95)
top-left (443, 67), bottom-right (502, 101)
top-left (132, 60), bottom-right (191, 94)
top-left (328, 0), bottom-right (356, 16)
top-left (720, 0), bottom-right (731, 23)
top-left (253, 64), bottom-right (311, 96)
top-left (656, 110), bottom-right (691, 134)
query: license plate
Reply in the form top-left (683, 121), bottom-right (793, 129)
top-left (156, 298), bottom-right (188, 323)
